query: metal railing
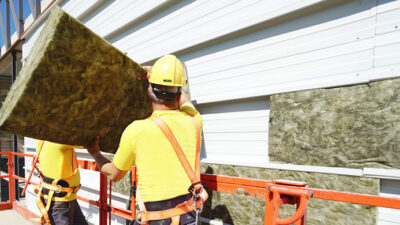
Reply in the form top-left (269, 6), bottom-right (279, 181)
top-left (1, 151), bottom-right (400, 225)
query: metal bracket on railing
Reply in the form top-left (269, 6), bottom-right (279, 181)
top-left (265, 180), bottom-right (312, 225)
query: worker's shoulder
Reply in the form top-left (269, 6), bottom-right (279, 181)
top-left (124, 118), bottom-right (153, 132)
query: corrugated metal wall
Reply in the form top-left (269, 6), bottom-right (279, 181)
top-left (19, 0), bottom-right (400, 224)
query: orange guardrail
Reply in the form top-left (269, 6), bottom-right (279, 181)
top-left (1, 151), bottom-right (400, 225)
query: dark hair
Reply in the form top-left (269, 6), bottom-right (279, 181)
top-left (149, 84), bottom-right (181, 104)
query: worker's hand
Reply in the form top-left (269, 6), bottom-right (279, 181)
top-left (179, 92), bottom-right (192, 108)
top-left (85, 136), bottom-right (100, 156)
top-left (142, 66), bottom-right (152, 78)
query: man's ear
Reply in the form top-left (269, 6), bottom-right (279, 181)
top-left (177, 92), bottom-right (182, 103)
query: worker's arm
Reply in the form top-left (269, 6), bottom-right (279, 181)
top-left (85, 136), bottom-right (128, 182)
top-left (179, 92), bottom-right (191, 108)
top-left (179, 92), bottom-right (202, 128)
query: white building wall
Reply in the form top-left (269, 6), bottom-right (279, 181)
top-left (372, 0), bottom-right (400, 81)
top-left (17, 0), bottom-right (400, 224)
top-left (378, 180), bottom-right (400, 225)
top-left (197, 97), bottom-right (269, 164)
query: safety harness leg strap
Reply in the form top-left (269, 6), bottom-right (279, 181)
top-left (139, 188), bottom-right (208, 221)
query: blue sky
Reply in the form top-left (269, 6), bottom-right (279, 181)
top-left (0, 0), bottom-right (41, 47)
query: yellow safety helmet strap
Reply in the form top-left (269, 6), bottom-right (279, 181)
top-left (148, 55), bottom-right (187, 87)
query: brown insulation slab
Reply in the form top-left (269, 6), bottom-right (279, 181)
top-left (269, 78), bottom-right (400, 169)
top-left (0, 6), bottom-right (152, 153)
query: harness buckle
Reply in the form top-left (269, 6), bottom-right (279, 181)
top-left (135, 211), bottom-right (146, 225)
top-left (188, 181), bottom-right (202, 193)
top-left (55, 185), bottom-right (63, 194)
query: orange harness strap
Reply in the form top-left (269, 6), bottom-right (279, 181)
top-left (135, 116), bottom-right (208, 224)
top-left (30, 141), bottom-right (80, 225)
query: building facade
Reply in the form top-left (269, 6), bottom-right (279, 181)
top-left (0, 0), bottom-right (399, 224)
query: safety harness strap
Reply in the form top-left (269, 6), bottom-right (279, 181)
top-left (31, 141), bottom-right (80, 225)
top-left (139, 189), bottom-right (208, 221)
top-left (134, 115), bottom-right (208, 224)
top-left (39, 182), bottom-right (81, 195)
top-left (151, 116), bottom-right (198, 183)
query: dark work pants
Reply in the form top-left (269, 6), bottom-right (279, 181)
top-left (43, 199), bottom-right (88, 225)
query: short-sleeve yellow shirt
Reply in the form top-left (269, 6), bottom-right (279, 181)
top-left (36, 141), bottom-right (83, 202)
top-left (112, 103), bottom-right (202, 202)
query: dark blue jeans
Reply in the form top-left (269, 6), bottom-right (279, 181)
top-left (43, 199), bottom-right (88, 225)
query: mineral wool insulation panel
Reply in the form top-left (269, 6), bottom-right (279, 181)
top-left (0, 6), bottom-right (152, 153)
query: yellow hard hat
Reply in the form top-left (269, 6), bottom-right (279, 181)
top-left (148, 55), bottom-right (187, 87)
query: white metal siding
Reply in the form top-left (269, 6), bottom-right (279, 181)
top-left (109, 0), bottom-right (326, 63)
top-left (61, 0), bottom-right (101, 19)
top-left (22, 22), bottom-right (46, 62)
top-left (197, 97), bottom-right (269, 163)
top-left (378, 180), bottom-right (400, 225)
top-left (372, 0), bottom-right (400, 81)
top-left (186, 0), bottom-right (377, 103)
top-left (83, 0), bottom-right (169, 38)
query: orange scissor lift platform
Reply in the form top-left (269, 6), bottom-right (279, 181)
top-left (1, 151), bottom-right (400, 225)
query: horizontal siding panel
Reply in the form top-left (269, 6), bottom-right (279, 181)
top-left (203, 132), bottom-right (267, 141)
top-left (374, 42), bottom-right (400, 67)
top-left (112, 0), bottom-right (325, 63)
top-left (195, 70), bottom-right (371, 103)
top-left (204, 153), bottom-right (269, 164)
top-left (378, 180), bottom-right (400, 225)
top-left (372, 0), bottom-right (400, 81)
top-left (61, 0), bottom-right (101, 18)
top-left (22, 23), bottom-right (46, 62)
top-left (203, 124), bottom-right (267, 133)
top-left (188, 17), bottom-right (375, 78)
top-left (205, 142), bottom-right (267, 155)
top-left (202, 110), bottom-right (268, 120)
top-left (199, 98), bottom-right (269, 163)
top-left (375, 30), bottom-right (400, 47)
top-left (185, 0), bottom-right (376, 103)
top-left (203, 140), bottom-right (267, 152)
top-left (191, 40), bottom-right (373, 88)
top-left (84, 0), bottom-right (169, 38)
top-left (375, 2), bottom-right (400, 35)
top-left (192, 52), bottom-right (373, 103)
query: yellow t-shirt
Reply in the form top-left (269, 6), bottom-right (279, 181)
top-left (113, 103), bottom-right (202, 202)
top-left (36, 141), bottom-right (83, 202)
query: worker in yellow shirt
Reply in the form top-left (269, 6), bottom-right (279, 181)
top-left (85, 55), bottom-right (207, 225)
top-left (34, 141), bottom-right (88, 225)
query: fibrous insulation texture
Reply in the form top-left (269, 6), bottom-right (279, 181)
top-left (0, 6), bottom-right (152, 153)
top-left (269, 78), bottom-right (400, 169)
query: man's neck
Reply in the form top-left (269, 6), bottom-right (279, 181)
top-left (152, 101), bottom-right (179, 111)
